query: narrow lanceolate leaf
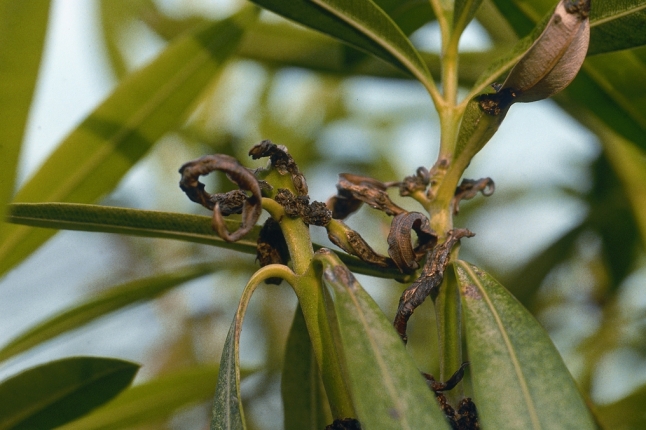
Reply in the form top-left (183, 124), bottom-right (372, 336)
top-left (251, 0), bottom-right (435, 94)
top-left (0, 0), bottom-right (50, 222)
top-left (454, 0), bottom-right (484, 36)
top-left (588, 0), bottom-right (646, 55)
top-left (282, 307), bottom-right (331, 430)
top-left (0, 263), bottom-right (218, 363)
top-left (212, 265), bottom-right (295, 430)
top-left (7, 202), bottom-right (406, 281)
top-left (455, 261), bottom-right (596, 430)
top-left (0, 8), bottom-right (257, 279)
top-left (7, 203), bottom-right (260, 252)
top-left (57, 365), bottom-right (253, 430)
top-left (316, 250), bottom-right (450, 430)
top-left (0, 357), bottom-right (139, 430)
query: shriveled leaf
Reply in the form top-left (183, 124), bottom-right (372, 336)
top-left (7, 202), bottom-right (406, 280)
top-left (57, 365), bottom-right (253, 430)
top-left (0, 357), bottom-right (139, 430)
top-left (251, 0), bottom-right (434, 90)
top-left (0, 263), bottom-right (218, 362)
top-left (316, 250), bottom-right (450, 430)
top-left (0, 0), bottom-right (50, 221)
top-left (0, 8), bottom-right (256, 278)
top-left (455, 261), bottom-right (596, 430)
top-left (492, 0), bottom-right (646, 54)
top-left (282, 307), bottom-right (330, 430)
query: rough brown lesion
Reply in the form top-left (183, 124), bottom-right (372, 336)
top-left (393, 228), bottom-right (474, 343)
top-left (424, 363), bottom-right (480, 430)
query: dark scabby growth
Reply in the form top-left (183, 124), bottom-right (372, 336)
top-left (423, 364), bottom-right (480, 430)
top-left (256, 218), bottom-right (289, 285)
top-left (387, 212), bottom-right (437, 273)
top-left (249, 140), bottom-right (308, 196)
top-left (328, 173), bottom-right (406, 219)
top-left (325, 418), bottom-right (362, 430)
top-left (398, 166), bottom-right (430, 197)
top-left (478, 88), bottom-right (516, 116)
top-left (179, 154), bottom-right (262, 242)
top-left (274, 188), bottom-right (332, 226)
top-left (394, 228), bottom-right (474, 343)
top-left (452, 177), bottom-right (495, 215)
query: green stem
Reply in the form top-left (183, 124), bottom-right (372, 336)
top-left (433, 259), bottom-right (464, 407)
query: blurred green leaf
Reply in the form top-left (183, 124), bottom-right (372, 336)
top-left (0, 357), bottom-right (139, 430)
top-left (282, 307), bottom-right (331, 430)
top-left (0, 8), bottom-right (257, 279)
top-left (455, 261), bottom-right (596, 429)
top-left (0, 0), bottom-right (50, 222)
top-left (317, 250), bottom-right (450, 429)
top-left (7, 202), bottom-right (408, 280)
top-left (454, 0), bottom-right (484, 35)
top-left (251, 0), bottom-right (434, 89)
top-left (596, 382), bottom-right (646, 430)
top-left (58, 365), bottom-right (253, 430)
top-left (0, 263), bottom-right (218, 363)
top-left (589, 0), bottom-right (646, 55)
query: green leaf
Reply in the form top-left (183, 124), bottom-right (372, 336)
top-left (7, 202), bottom-right (260, 252)
top-left (0, 0), bottom-right (50, 222)
top-left (588, 0), bottom-right (646, 55)
top-left (0, 356), bottom-right (139, 430)
top-left (596, 383), bottom-right (646, 430)
top-left (316, 250), bottom-right (450, 429)
top-left (0, 8), bottom-right (256, 279)
top-left (0, 263), bottom-right (218, 363)
top-left (211, 265), bottom-right (294, 429)
top-left (7, 202), bottom-right (408, 280)
top-left (454, 0), bottom-right (483, 35)
top-left (455, 261), bottom-right (596, 430)
top-left (251, 0), bottom-right (435, 91)
top-left (282, 306), bottom-right (331, 430)
top-left (57, 365), bottom-right (252, 430)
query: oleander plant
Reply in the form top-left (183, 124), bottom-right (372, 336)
top-left (2, 0), bottom-right (646, 429)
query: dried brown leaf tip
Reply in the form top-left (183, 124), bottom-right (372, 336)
top-left (179, 154), bottom-right (262, 242)
top-left (452, 178), bottom-right (494, 215)
top-left (387, 212), bottom-right (437, 273)
top-left (249, 139), bottom-right (308, 196)
top-left (328, 173), bottom-right (406, 219)
top-left (394, 228), bottom-right (474, 343)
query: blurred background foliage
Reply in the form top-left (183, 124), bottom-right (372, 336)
top-left (1, 0), bottom-right (646, 428)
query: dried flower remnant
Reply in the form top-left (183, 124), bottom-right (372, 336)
top-left (394, 228), bottom-right (474, 343)
top-left (249, 139), bottom-right (308, 196)
top-left (452, 178), bottom-right (495, 215)
top-left (328, 173), bottom-right (406, 219)
top-left (179, 154), bottom-right (262, 242)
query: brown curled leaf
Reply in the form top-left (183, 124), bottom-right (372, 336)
top-left (452, 177), bottom-right (495, 214)
top-left (327, 220), bottom-right (391, 268)
top-left (249, 139), bottom-right (308, 196)
top-left (328, 173), bottom-right (406, 219)
top-left (387, 212), bottom-right (437, 273)
top-left (398, 167), bottom-right (430, 197)
top-left (393, 228), bottom-right (475, 343)
top-left (257, 218), bottom-right (289, 284)
top-left (179, 154), bottom-right (262, 242)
